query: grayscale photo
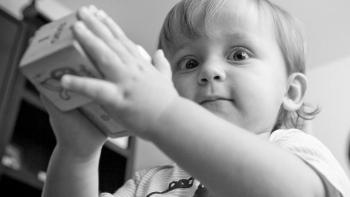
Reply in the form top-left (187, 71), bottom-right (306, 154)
top-left (0, 0), bottom-right (349, 196)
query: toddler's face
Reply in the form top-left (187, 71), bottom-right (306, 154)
top-left (166, 0), bottom-right (288, 134)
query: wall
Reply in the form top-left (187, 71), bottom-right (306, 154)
top-left (305, 57), bottom-right (350, 178)
top-left (272, 0), bottom-right (350, 68)
top-left (56, 0), bottom-right (178, 57)
top-left (2, 0), bottom-right (350, 68)
top-left (0, 0), bottom-right (30, 18)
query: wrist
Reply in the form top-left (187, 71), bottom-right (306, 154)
top-left (147, 96), bottom-right (187, 142)
top-left (55, 143), bottom-right (103, 163)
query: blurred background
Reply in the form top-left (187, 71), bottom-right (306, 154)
top-left (0, 0), bottom-right (349, 195)
top-left (2, 0), bottom-right (350, 68)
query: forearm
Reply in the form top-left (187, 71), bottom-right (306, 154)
top-left (42, 145), bottom-right (102, 197)
top-left (150, 97), bottom-right (321, 197)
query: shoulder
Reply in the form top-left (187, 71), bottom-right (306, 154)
top-left (270, 128), bottom-right (322, 147)
top-left (269, 129), bottom-right (350, 197)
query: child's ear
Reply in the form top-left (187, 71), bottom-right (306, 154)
top-left (282, 73), bottom-right (307, 111)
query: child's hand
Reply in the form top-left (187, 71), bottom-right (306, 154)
top-left (61, 6), bottom-right (179, 140)
top-left (41, 96), bottom-right (107, 158)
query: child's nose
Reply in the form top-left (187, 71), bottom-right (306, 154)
top-left (198, 63), bottom-right (226, 85)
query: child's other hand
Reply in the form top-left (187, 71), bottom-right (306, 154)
top-left (62, 6), bottom-right (179, 140)
top-left (41, 95), bottom-right (107, 158)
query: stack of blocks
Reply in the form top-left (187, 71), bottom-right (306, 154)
top-left (20, 13), bottom-right (128, 138)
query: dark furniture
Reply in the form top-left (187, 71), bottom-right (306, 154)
top-left (0, 2), bottom-right (135, 196)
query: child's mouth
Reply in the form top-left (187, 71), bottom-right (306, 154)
top-left (199, 98), bottom-right (233, 105)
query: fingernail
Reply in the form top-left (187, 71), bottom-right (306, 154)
top-left (78, 6), bottom-right (89, 19)
top-left (73, 21), bottom-right (85, 33)
top-left (88, 5), bottom-right (98, 13)
top-left (83, 6), bottom-right (90, 14)
top-left (137, 45), bottom-right (151, 61)
top-left (96, 10), bottom-right (105, 20)
top-left (97, 10), bottom-right (108, 19)
top-left (61, 75), bottom-right (71, 88)
top-left (157, 49), bottom-right (165, 57)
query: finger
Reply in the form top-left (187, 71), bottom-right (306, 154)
top-left (87, 4), bottom-right (98, 14)
top-left (41, 94), bottom-right (107, 142)
top-left (72, 21), bottom-right (123, 80)
top-left (40, 94), bottom-right (81, 127)
top-left (94, 9), bottom-right (139, 57)
top-left (77, 6), bottom-right (133, 64)
top-left (137, 45), bottom-right (151, 62)
top-left (61, 75), bottom-right (121, 107)
top-left (153, 50), bottom-right (172, 79)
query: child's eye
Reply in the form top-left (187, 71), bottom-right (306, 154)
top-left (228, 47), bottom-right (252, 62)
top-left (177, 57), bottom-right (199, 71)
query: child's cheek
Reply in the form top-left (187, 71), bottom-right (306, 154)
top-left (173, 78), bottom-right (194, 99)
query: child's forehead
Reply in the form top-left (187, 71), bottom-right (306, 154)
top-left (169, 0), bottom-right (275, 50)
top-left (206, 2), bottom-right (262, 36)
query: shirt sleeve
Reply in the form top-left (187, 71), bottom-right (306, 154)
top-left (270, 129), bottom-right (350, 197)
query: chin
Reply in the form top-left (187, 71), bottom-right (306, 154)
top-left (208, 109), bottom-right (242, 126)
top-left (210, 111), bottom-right (271, 134)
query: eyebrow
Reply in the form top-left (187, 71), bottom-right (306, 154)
top-left (227, 32), bottom-right (258, 45)
top-left (225, 32), bottom-right (262, 54)
top-left (180, 31), bottom-right (257, 46)
top-left (170, 31), bottom-right (260, 59)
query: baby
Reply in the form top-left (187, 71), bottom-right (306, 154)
top-left (42, 0), bottom-right (350, 196)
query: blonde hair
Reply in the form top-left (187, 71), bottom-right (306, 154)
top-left (158, 0), bottom-right (319, 131)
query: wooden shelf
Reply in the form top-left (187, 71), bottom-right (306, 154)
top-left (21, 88), bottom-right (45, 111)
top-left (0, 163), bottom-right (43, 190)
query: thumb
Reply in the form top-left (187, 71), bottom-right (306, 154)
top-left (153, 49), bottom-right (172, 79)
top-left (136, 45), bottom-right (151, 62)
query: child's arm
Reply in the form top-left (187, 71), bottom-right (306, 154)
top-left (64, 6), bottom-right (325, 197)
top-left (41, 97), bottom-right (107, 197)
top-left (150, 98), bottom-right (325, 197)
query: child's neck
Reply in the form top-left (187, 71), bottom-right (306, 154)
top-left (258, 132), bottom-right (271, 140)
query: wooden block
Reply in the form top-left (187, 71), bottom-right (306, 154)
top-left (80, 103), bottom-right (129, 138)
top-left (20, 13), bottom-right (128, 137)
